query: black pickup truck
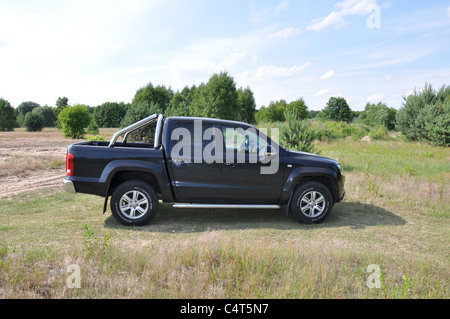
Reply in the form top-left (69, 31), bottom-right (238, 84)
top-left (63, 114), bottom-right (345, 226)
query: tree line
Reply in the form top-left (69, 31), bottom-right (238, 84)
top-left (0, 72), bottom-right (448, 147)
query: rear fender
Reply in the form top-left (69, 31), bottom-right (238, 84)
top-left (100, 160), bottom-right (174, 213)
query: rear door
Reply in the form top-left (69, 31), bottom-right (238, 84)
top-left (166, 120), bottom-right (223, 202)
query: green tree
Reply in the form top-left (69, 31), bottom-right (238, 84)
top-left (0, 98), bottom-right (17, 131)
top-left (132, 83), bottom-right (173, 114)
top-left (58, 104), bottom-right (92, 139)
top-left (94, 102), bottom-right (128, 127)
top-left (24, 111), bottom-right (45, 132)
top-left (190, 72), bottom-right (239, 120)
top-left (121, 101), bottom-right (162, 142)
top-left (357, 102), bottom-right (396, 130)
top-left (286, 98), bottom-right (308, 120)
top-left (280, 109), bottom-right (318, 153)
top-left (17, 101), bottom-right (40, 116)
top-left (165, 85), bottom-right (196, 117)
top-left (237, 87), bottom-right (256, 123)
top-left (307, 110), bottom-right (321, 119)
top-left (255, 100), bottom-right (287, 123)
top-left (56, 97), bottom-right (69, 109)
top-left (33, 105), bottom-right (56, 127)
top-left (320, 97), bottom-right (352, 122)
top-left (54, 97), bottom-right (69, 128)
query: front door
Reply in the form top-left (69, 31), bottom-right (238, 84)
top-left (216, 124), bottom-right (283, 204)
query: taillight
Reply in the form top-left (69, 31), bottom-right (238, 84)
top-left (66, 153), bottom-right (74, 176)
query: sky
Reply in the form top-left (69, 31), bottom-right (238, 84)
top-left (0, 0), bottom-right (449, 111)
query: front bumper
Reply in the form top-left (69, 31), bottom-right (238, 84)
top-left (63, 179), bottom-right (76, 194)
top-left (336, 174), bottom-right (345, 202)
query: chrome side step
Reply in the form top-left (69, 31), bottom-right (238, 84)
top-left (172, 204), bottom-right (280, 209)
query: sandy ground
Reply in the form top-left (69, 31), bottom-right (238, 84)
top-left (0, 129), bottom-right (76, 199)
top-left (0, 169), bottom-right (65, 199)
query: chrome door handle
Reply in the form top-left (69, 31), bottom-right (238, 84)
top-left (171, 158), bottom-right (184, 164)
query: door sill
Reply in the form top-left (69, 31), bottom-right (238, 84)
top-left (172, 203), bottom-right (280, 209)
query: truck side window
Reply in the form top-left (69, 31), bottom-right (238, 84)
top-left (169, 121), bottom-right (214, 156)
top-left (220, 126), bottom-right (267, 154)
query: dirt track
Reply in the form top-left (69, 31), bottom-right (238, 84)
top-left (0, 169), bottom-right (65, 199)
top-left (0, 129), bottom-right (75, 199)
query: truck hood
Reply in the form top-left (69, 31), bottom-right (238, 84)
top-left (284, 149), bottom-right (340, 167)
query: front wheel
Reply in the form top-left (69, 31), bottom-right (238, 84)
top-left (110, 180), bottom-right (158, 226)
top-left (290, 181), bottom-right (333, 224)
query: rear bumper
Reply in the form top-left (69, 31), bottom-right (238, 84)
top-left (63, 179), bottom-right (76, 194)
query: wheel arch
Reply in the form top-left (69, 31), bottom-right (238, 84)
top-left (281, 167), bottom-right (338, 205)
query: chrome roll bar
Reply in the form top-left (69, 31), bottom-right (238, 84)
top-left (108, 114), bottom-right (163, 148)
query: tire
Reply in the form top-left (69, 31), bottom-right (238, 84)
top-left (290, 181), bottom-right (333, 224)
top-left (110, 180), bottom-right (158, 226)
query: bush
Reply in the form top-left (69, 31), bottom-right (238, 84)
top-left (24, 111), bottom-right (45, 132)
top-left (357, 102), bottom-right (397, 130)
top-left (58, 104), bottom-right (92, 139)
top-left (312, 120), bottom-right (370, 141)
top-left (86, 121), bottom-right (99, 135)
top-left (369, 125), bottom-right (389, 140)
top-left (396, 83), bottom-right (450, 146)
top-left (279, 110), bottom-right (319, 154)
top-left (85, 135), bottom-right (106, 141)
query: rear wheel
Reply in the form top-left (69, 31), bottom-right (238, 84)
top-left (111, 180), bottom-right (158, 226)
top-left (290, 181), bottom-right (333, 224)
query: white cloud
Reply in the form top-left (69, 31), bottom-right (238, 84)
top-left (320, 70), bottom-right (336, 80)
top-left (336, 0), bottom-right (376, 15)
top-left (275, 1), bottom-right (289, 16)
top-left (307, 0), bottom-right (377, 31)
top-left (169, 58), bottom-right (217, 79)
top-left (267, 27), bottom-right (301, 39)
top-left (249, 0), bottom-right (271, 24)
top-left (251, 54), bottom-right (261, 63)
top-left (252, 63), bottom-right (311, 81)
top-left (169, 53), bottom-right (248, 79)
top-left (367, 93), bottom-right (386, 102)
top-left (308, 11), bottom-right (346, 31)
top-left (167, 27), bottom-right (286, 85)
top-left (219, 53), bottom-right (248, 68)
top-left (314, 89), bottom-right (331, 97)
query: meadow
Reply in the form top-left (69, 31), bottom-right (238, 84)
top-left (0, 128), bottom-right (448, 298)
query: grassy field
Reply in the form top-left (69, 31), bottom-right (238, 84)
top-left (0, 129), bottom-right (448, 298)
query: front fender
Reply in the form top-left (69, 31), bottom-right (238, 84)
top-left (280, 166), bottom-right (338, 204)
